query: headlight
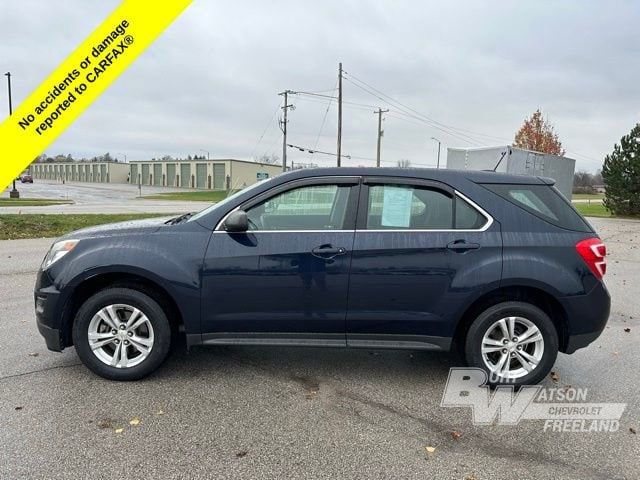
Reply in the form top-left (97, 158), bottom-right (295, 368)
top-left (41, 239), bottom-right (79, 270)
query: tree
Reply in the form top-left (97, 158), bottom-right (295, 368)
top-left (397, 159), bottom-right (411, 168)
top-left (602, 123), bottom-right (640, 216)
top-left (513, 109), bottom-right (565, 156)
top-left (256, 154), bottom-right (279, 165)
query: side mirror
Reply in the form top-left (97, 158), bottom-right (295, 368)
top-left (224, 210), bottom-right (249, 232)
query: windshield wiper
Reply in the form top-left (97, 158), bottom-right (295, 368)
top-left (166, 212), bottom-right (193, 225)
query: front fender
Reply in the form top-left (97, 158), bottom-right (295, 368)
top-left (50, 228), bottom-right (211, 335)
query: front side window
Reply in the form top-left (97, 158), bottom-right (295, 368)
top-left (246, 184), bottom-right (351, 231)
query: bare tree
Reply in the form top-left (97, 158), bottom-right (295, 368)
top-left (397, 159), bottom-right (411, 168)
top-left (256, 154), bottom-right (280, 165)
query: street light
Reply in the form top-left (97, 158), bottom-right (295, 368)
top-left (5, 72), bottom-right (19, 198)
top-left (430, 137), bottom-right (442, 169)
top-left (199, 149), bottom-right (210, 160)
top-left (117, 153), bottom-right (128, 163)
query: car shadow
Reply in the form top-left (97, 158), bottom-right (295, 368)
top-left (153, 339), bottom-right (461, 394)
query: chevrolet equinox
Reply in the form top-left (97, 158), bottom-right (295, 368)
top-left (35, 168), bottom-right (610, 385)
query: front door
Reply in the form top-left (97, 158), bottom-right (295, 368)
top-left (346, 177), bottom-right (501, 349)
top-left (201, 177), bottom-right (360, 345)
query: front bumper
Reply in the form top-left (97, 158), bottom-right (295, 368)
top-left (34, 270), bottom-right (65, 352)
top-left (36, 317), bottom-right (63, 351)
top-left (560, 281), bottom-right (611, 353)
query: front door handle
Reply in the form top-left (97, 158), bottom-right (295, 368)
top-left (446, 240), bottom-right (481, 253)
top-left (311, 244), bottom-right (347, 259)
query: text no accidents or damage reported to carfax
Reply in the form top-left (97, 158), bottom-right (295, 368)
top-left (16, 20), bottom-right (134, 136)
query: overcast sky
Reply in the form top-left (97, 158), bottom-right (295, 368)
top-left (2, 1), bottom-right (638, 172)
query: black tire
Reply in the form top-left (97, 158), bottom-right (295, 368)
top-left (464, 301), bottom-right (559, 387)
top-left (72, 288), bottom-right (172, 380)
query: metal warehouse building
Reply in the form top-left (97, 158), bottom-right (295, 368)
top-left (31, 162), bottom-right (130, 183)
top-left (446, 146), bottom-right (575, 199)
top-left (129, 159), bottom-right (282, 190)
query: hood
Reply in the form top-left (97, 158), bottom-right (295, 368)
top-left (60, 216), bottom-right (175, 240)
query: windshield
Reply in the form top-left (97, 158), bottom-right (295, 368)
top-left (187, 180), bottom-right (269, 223)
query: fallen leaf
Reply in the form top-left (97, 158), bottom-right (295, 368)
top-left (114, 428), bottom-right (124, 434)
top-left (624, 328), bottom-right (631, 333)
top-left (97, 419), bottom-right (112, 429)
top-left (235, 450), bottom-right (248, 458)
top-left (28, 352), bottom-right (39, 357)
top-left (550, 371), bottom-right (560, 382)
top-left (129, 418), bottom-right (141, 426)
top-left (630, 427), bottom-right (637, 434)
top-left (156, 409), bottom-right (165, 415)
top-left (451, 430), bottom-right (462, 441)
top-left (424, 446), bottom-right (436, 454)
top-left (465, 475), bottom-right (478, 480)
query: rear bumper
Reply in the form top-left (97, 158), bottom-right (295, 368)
top-left (560, 281), bottom-right (611, 353)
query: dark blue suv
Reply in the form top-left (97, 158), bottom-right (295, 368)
top-left (35, 168), bottom-right (610, 385)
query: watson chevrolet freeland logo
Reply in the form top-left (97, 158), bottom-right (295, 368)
top-left (440, 368), bottom-right (626, 432)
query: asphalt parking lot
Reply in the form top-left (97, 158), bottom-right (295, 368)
top-left (0, 217), bottom-right (638, 479)
top-left (1, 181), bottom-right (210, 214)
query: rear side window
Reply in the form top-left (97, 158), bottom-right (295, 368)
top-left (365, 184), bottom-right (489, 230)
top-left (484, 184), bottom-right (592, 232)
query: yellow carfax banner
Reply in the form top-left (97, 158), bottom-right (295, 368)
top-left (0, 0), bottom-right (192, 190)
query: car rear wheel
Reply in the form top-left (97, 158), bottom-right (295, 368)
top-left (464, 301), bottom-right (559, 386)
top-left (72, 288), bottom-right (171, 380)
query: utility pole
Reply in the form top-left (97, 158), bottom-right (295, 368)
top-left (278, 90), bottom-right (294, 172)
top-left (431, 137), bottom-right (441, 169)
top-left (336, 62), bottom-right (343, 167)
top-left (375, 108), bottom-right (389, 167)
top-left (5, 72), bottom-right (19, 198)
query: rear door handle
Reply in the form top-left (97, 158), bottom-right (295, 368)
top-left (446, 240), bottom-right (481, 252)
top-left (311, 244), bottom-right (347, 259)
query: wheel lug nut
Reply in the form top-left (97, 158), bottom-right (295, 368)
top-left (127, 331), bottom-right (133, 337)
top-left (503, 339), bottom-right (509, 345)
top-left (114, 339), bottom-right (120, 344)
top-left (111, 330), bottom-right (117, 335)
top-left (517, 345), bottom-right (522, 350)
top-left (501, 348), bottom-right (508, 354)
top-left (119, 324), bottom-right (126, 330)
top-left (124, 340), bottom-right (129, 345)
top-left (511, 352), bottom-right (516, 357)
top-left (512, 337), bottom-right (518, 342)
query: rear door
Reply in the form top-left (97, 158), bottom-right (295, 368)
top-left (346, 176), bottom-right (502, 349)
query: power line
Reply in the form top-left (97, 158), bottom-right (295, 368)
top-left (287, 143), bottom-right (351, 159)
top-left (312, 79), bottom-right (338, 150)
top-left (342, 74), bottom-right (487, 146)
top-left (250, 103), bottom-right (281, 158)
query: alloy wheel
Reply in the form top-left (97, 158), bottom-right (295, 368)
top-left (87, 304), bottom-right (154, 368)
top-left (480, 316), bottom-right (544, 380)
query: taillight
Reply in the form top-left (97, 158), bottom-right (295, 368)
top-left (576, 237), bottom-right (606, 280)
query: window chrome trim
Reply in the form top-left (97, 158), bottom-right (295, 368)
top-left (214, 189), bottom-right (493, 234)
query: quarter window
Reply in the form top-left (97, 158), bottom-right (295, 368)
top-left (483, 184), bottom-right (591, 232)
top-left (246, 184), bottom-right (352, 231)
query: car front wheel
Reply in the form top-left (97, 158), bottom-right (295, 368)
top-left (72, 287), bottom-right (171, 380)
top-left (465, 301), bottom-right (559, 386)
